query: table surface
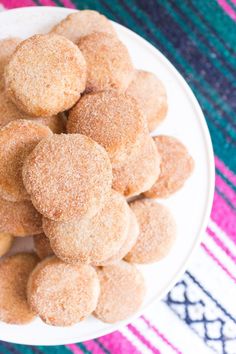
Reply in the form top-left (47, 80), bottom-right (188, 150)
top-left (0, 1), bottom-right (235, 354)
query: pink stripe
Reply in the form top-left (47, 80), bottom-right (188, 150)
top-left (201, 243), bottom-right (236, 283)
top-left (211, 191), bottom-right (236, 244)
top-left (207, 227), bottom-right (236, 264)
top-left (231, 0), bottom-right (236, 4)
top-left (39, 0), bottom-right (57, 6)
top-left (66, 344), bottom-right (84, 354)
top-left (0, 0), bottom-right (35, 8)
top-left (82, 340), bottom-right (104, 354)
top-left (215, 174), bottom-right (236, 208)
top-left (99, 330), bottom-right (142, 354)
top-left (217, 0), bottom-right (236, 20)
top-left (128, 324), bottom-right (161, 354)
top-left (215, 157), bottom-right (236, 186)
top-left (141, 316), bottom-right (182, 354)
top-left (60, 0), bottom-right (75, 8)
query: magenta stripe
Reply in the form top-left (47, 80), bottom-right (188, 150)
top-left (83, 340), bottom-right (105, 354)
top-left (60, 0), bottom-right (75, 8)
top-left (217, 0), bottom-right (236, 20)
top-left (128, 324), bottom-right (161, 354)
top-left (201, 243), bottom-right (236, 283)
top-left (39, 0), bottom-right (57, 6)
top-left (0, 0), bottom-right (35, 8)
top-left (215, 157), bottom-right (236, 186)
top-left (99, 330), bottom-right (142, 354)
top-left (141, 316), bottom-right (182, 354)
top-left (207, 227), bottom-right (236, 264)
top-left (215, 174), bottom-right (236, 207)
top-left (66, 344), bottom-right (84, 354)
top-left (211, 191), bottom-right (236, 244)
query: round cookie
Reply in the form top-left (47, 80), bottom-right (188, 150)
top-left (23, 134), bottom-right (112, 221)
top-left (34, 234), bottom-right (54, 260)
top-left (112, 135), bottom-right (161, 197)
top-left (51, 10), bottom-right (116, 43)
top-left (99, 209), bottom-right (139, 265)
top-left (0, 233), bottom-right (14, 257)
top-left (0, 198), bottom-right (42, 237)
top-left (43, 190), bottom-right (130, 264)
top-left (0, 253), bottom-right (38, 324)
top-left (78, 32), bottom-right (134, 93)
top-left (125, 199), bottom-right (176, 264)
top-left (144, 136), bottom-right (194, 198)
top-left (0, 91), bottom-right (65, 133)
top-left (94, 261), bottom-right (145, 323)
top-left (5, 34), bottom-right (86, 116)
top-left (126, 70), bottom-right (168, 131)
top-left (67, 91), bottom-right (147, 161)
top-left (27, 256), bottom-right (100, 326)
top-left (0, 120), bottom-right (52, 202)
top-left (0, 37), bottom-right (21, 90)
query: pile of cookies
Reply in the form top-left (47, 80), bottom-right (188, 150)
top-left (0, 10), bottom-right (194, 327)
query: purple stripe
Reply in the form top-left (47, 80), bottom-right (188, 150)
top-left (128, 324), bottom-right (161, 354)
top-left (141, 316), bottom-right (182, 354)
top-left (207, 227), bottom-right (236, 264)
top-left (201, 243), bottom-right (236, 283)
top-left (215, 156), bottom-right (236, 186)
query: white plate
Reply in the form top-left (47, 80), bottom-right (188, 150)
top-left (0, 6), bottom-right (215, 346)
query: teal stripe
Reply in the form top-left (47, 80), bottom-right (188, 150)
top-left (101, 0), bottom-right (235, 137)
top-left (191, 0), bottom-right (236, 47)
top-left (228, 0), bottom-right (236, 12)
top-left (77, 343), bottom-right (92, 354)
top-left (37, 346), bottom-right (72, 354)
top-left (160, 1), bottom-right (236, 85)
top-left (216, 167), bottom-right (236, 193)
top-left (0, 343), bottom-right (14, 354)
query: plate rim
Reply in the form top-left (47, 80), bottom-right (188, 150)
top-left (0, 6), bottom-right (215, 346)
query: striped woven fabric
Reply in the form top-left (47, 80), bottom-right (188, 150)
top-left (0, 1), bottom-right (236, 353)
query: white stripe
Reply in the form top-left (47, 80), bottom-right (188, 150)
top-left (190, 247), bottom-right (236, 316)
top-left (209, 219), bottom-right (236, 254)
top-left (119, 327), bottom-right (153, 354)
top-left (143, 303), bottom-right (214, 354)
top-left (204, 232), bottom-right (236, 277)
top-left (133, 317), bottom-right (175, 354)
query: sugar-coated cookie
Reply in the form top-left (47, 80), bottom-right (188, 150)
top-left (0, 120), bottom-right (52, 202)
top-left (0, 253), bottom-right (38, 324)
top-left (0, 233), bottom-right (14, 257)
top-left (0, 37), bottom-right (21, 90)
top-left (51, 10), bottom-right (116, 43)
top-left (78, 32), bottom-right (133, 93)
top-left (144, 136), bottom-right (194, 198)
top-left (94, 261), bottom-right (145, 323)
top-left (125, 199), bottom-right (176, 263)
top-left (23, 134), bottom-right (112, 221)
top-left (5, 34), bottom-right (86, 116)
top-left (0, 198), bottom-right (42, 237)
top-left (43, 190), bottom-right (130, 264)
top-left (126, 70), bottom-right (168, 131)
top-left (27, 256), bottom-right (100, 326)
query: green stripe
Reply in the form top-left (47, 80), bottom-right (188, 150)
top-left (160, 1), bottom-right (236, 84)
top-left (192, 0), bottom-right (236, 47)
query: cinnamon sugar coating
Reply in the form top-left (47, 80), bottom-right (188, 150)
top-left (43, 190), bottom-right (130, 264)
top-left (27, 256), bottom-right (100, 326)
top-left (78, 32), bottom-right (133, 93)
top-left (144, 136), bottom-right (194, 198)
top-left (0, 38), bottom-right (21, 90)
top-left (0, 120), bottom-right (52, 202)
top-left (94, 261), bottom-right (145, 323)
top-left (23, 134), bottom-right (112, 221)
top-left (51, 10), bottom-right (116, 43)
top-left (0, 198), bottom-right (42, 237)
top-left (125, 199), bottom-right (176, 264)
top-left (126, 70), bottom-right (168, 131)
top-left (5, 34), bottom-right (86, 116)
top-left (0, 233), bottom-right (14, 257)
top-left (0, 253), bottom-right (38, 324)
